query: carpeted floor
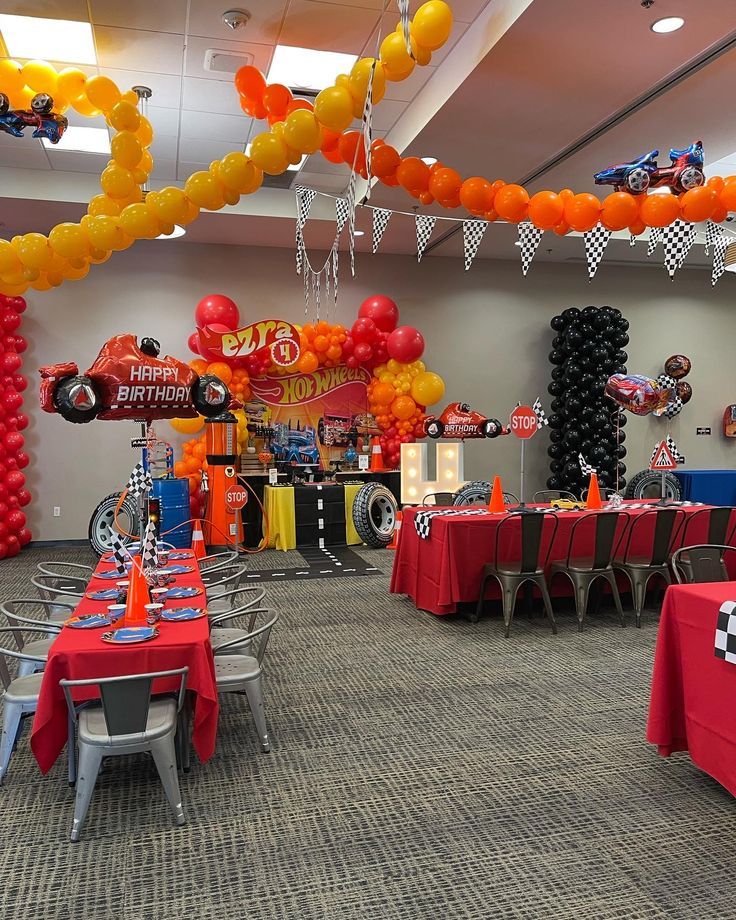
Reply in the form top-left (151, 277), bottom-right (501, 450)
top-left (0, 543), bottom-right (732, 920)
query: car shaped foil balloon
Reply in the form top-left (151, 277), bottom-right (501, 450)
top-left (424, 402), bottom-right (509, 439)
top-left (39, 333), bottom-right (230, 423)
top-left (594, 141), bottom-right (704, 194)
top-left (604, 374), bottom-right (674, 417)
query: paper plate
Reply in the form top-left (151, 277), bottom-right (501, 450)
top-left (101, 626), bottom-right (159, 644)
top-left (92, 570), bottom-right (126, 581)
top-left (168, 551), bottom-right (193, 560)
top-left (66, 613), bottom-right (112, 629)
top-left (165, 565), bottom-right (194, 575)
top-left (86, 589), bottom-right (120, 601)
top-left (161, 607), bottom-right (206, 622)
top-left (163, 586), bottom-right (202, 599)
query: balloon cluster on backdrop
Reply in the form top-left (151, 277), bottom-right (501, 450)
top-left (605, 354), bottom-right (693, 420)
top-left (547, 307), bottom-right (629, 495)
top-left (0, 295), bottom-right (31, 557)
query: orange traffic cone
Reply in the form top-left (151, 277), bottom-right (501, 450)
top-left (586, 472), bottom-right (603, 510)
top-left (191, 519), bottom-right (206, 559)
top-left (124, 558), bottom-right (150, 627)
top-left (369, 436), bottom-right (385, 472)
top-left (488, 476), bottom-right (507, 513)
top-left (387, 510), bottom-right (403, 550)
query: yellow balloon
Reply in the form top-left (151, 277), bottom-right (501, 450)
top-left (170, 416), bottom-right (205, 435)
top-left (100, 163), bottom-right (136, 199)
top-left (108, 100), bottom-right (140, 132)
top-left (409, 33), bottom-right (433, 66)
top-left (85, 74), bottom-right (120, 111)
top-left (218, 152), bottom-right (258, 193)
top-left (21, 60), bottom-right (58, 95)
top-left (411, 0), bottom-right (453, 51)
top-left (30, 274), bottom-right (53, 291)
top-left (184, 171), bottom-right (226, 210)
top-left (88, 248), bottom-right (111, 265)
top-left (249, 133), bottom-right (289, 176)
top-left (138, 149), bottom-right (154, 174)
top-left (8, 86), bottom-right (33, 110)
top-left (222, 186), bottom-right (240, 206)
top-left (411, 371), bottom-right (445, 406)
top-left (179, 198), bottom-right (201, 226)
top-left (283, 110), bottom-right (323, 154)
top-left (121, 89), bottom-right (139, 106)
top-left (0, 60), bottom-right (24, 97)
top-left (314, 85), bottom-right (354, 132)
top-left (118, 203), bottom-right (160, 239)
top-left (387, 359), bottom-right (402, 375)
top-left (15, 233), bottom-right (52, 271)
top-left (0, 281), bottom-right (28, 296)
top-left (49, 223), bottom-right (90, 260)
top-left (348, 58), bottom-right (386, 107)
top-left (151, 187), bottom-right (188, 225)
top-left (379, 32), bottom-right (415, 81)
top-left (84, 215), bottom-right (124, 251)
top-left (87, 194), bottom-right (121, 217)
top-left (136, 116), bottom-right (153, 147)
top-left (57, 67), bottom-right (88, 101)
top-left (62, 262), bottom-right (90, 282)
top-left (22, 267), bottom-right (39, 282)
top-left (0, 240), bottom-right (22, 275)
top-left (110, 130), bottom-right (142, 169)
top-left (71, 94), bottom-right (101, 117)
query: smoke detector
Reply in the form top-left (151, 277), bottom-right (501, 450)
top-left (222, 9), bottom-right (250, 30)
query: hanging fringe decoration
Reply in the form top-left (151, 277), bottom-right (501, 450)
top-left (462, 219), bottom-right (487, 271)
top-left (415, 214), bottom-right (437, 262)
top-left (397, 0), bottom-right (414, 58)
top-left (518, 221), bottom-right (543, 276)
top-left (583, 224), bottom-right (611, 281)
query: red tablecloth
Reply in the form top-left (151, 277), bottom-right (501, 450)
top-left (647, 582), bottom-right (736, 796)
top-left (31, 551), bottom-right (219, 774)
top-left (390, 502), bottom-right (722, 615)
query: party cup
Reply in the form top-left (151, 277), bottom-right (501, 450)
top-left (144, 603), bottom-right (164, 626)
top-left (106, 604), bottom-right (127, 625)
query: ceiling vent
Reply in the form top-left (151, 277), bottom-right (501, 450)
top-left (204, 49), bottom-right (254, 75)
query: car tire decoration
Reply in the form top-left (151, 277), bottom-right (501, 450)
top-left (426, 419), bottom-right (444, 438)
top-left (481, 418), bottom-right (504, 438)
top-left (626, 168), bottom-right (650, 194)
top-left (53, 375), bottom-right (102, 424)
top-left (317, 418), bottom-right (326, 444)
top-left (352, 482), bottom-right (398, 548)
top-left (88, 491), bottom-right (140, 556)
top-left (191, 374), bottom-right (230, 417)
top-left (624, 470), bottom-right (682, 502)
top-left (452, 480), bottom-right (492, 506)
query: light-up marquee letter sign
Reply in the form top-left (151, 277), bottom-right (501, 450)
top-left (400, 441), bottom-right (466, 504)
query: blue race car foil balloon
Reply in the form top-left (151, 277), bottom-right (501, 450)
top-left (594, 141), bottom-right (704, 195)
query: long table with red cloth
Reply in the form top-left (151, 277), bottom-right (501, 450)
top-left (390, 501), bottom-right (722, 615)
top-left (647, 582), bottom-right (736, 796)
top-left (31, 551), bottom-right (219, 774)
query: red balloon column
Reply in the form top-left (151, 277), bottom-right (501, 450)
top-left (0, 295), bottom-right (31, 559)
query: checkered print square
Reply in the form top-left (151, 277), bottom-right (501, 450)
top-left (715, 600), bottom-right (736, 664)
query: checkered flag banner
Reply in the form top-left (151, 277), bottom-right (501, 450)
top-left (664, 395), bottom-right (683, 420)
top-left (108, 528), bottom-right (130, 576)
top-left (712, 233), bottom-right (730, 286)
top-left (715, 600), bottom-right (736, 664)
top-left (397, 0), bottom-right (414, 57)
top-left (141, 517), bottom-right (158, 574)
top-left (518, 221), bottom-right (543, 276)
top-left (335, 197), bottom-right (350, 235)
top-left (665, 434), bottom-right (685, 463)
top-left (126, 462), bottom-right (151, 498)
top-left (578, 453), bottom-right (596, 476)
top-left (662, 219), bottom-right (697, 278)
top-left (583, 223), bottom-right (611, 280)
top-left (629, 233), bottom-right (637, 247)
top-left (372, 208), bottom-right (392, 254)
top-left (415, 214), bottom-right (437, 262)
top-left (647, 226), bottom-right (663, 258)
top-left (294, 186), bottom-right (317, 275)
top-left (532, 397), bottom-right (548, 429)
top-left (463, 219), bottom-right (488, 271)
top-left (704, 219), bottom-right (720, 255)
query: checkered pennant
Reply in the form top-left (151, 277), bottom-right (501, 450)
top-left (662, 219), bottom-right (696, 278)
top-left (294, 186), bottom-right (317, 275)
top-left (704, 219), bottom-right (720, 255)
top-left (647, 226), bottom-right (663, 258)
top-left (629, 233), bottom-right (637, 247)
top-left (126, 462), bottom-right (151, 498)
top-left (397, 0), bottom-right (414, 57)
top-left (578, 453), bottom-right (596, 476)
top-left (583, 223), bottom-right (611, 280)
top-left (712, 233), bottom-right (730, 286)
top-left (414, 507), bottom-right (489, 540)
top-left (108, 528), bottom-right (130, 576)
top-left (141, 517), bottom-right (158, 574)
top-left (415, 214), bottom-right (437, 262)
top-left (518, 221), bottom-right (543, 276)
top-left (532, 397), bottom-right (548, 429)
top-left (360, 60), bottom-right (375, 190)
top-left (663, 397), bottom-right (683, 420)
top-left (463, 219), bottom-right (487, 271)
top-left (372, 208), bottom-right (392, 254)
top-left (335, 197), bottom-right (350, 235)
top-left (332, 247), bottom-right (339, 309)
top-left (715, 600), bottom-right (736, 664)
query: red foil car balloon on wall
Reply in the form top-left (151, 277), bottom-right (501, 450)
top-left (604, 374), bottom-right (672, 417)
top-left (39, 334), bottom-right (230, 423)
top-left (424, 402), bottom-right (509, 440)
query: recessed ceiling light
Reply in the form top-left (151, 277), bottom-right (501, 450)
top-left (354, 230), bottom-right (365, 237)
top-left (157, 225), bottom-right (186, 240)
top-left (651, 16), bottom-right (685, 33)
top-left (42, 126), bottom-right (110, 155)
top-left (0, 14), bottom-right (97, 64)
top-left (268, 45), bottom-right (358, 92)
top-left (421, 157), bottom-right (438, 166)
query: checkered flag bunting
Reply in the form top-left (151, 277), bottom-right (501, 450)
top-left (397, 0), bottom-right (414, 57)
top-left (662, 219), bottom-right (697, 278)
top-left (712, 233), bottom-right (730, 286)
top-left (463, 219), bottom-right (487, 271)
top-left (335, 197), bottom-right (350, 235)
top-left (415, 214), bottom-right (437, 262)
top-left (583, 223), bottom-right (611, 280)
top-left (372, 208), bottom-right (391, 254)
top-left (664, 396), bottom-right (683, 420)
top-left (629, 233), bottom-right (637, 247)
top-left (517, 221), bottom-right (543, 276)
top-left (141, 517), bottom-right (158, 574)
top-left (647, 226), bottom-right (663, 257)
top-left (294, 186), bottom-right (317, 275)
top-left (532, 397), bottom-right (548, 429)
top-left (665, 435), bottom-right (685, 463)
top-left (108, 528), bottom-right (130, 576)
top-left (704, 219), bottom-right (720, 254)
top-left (578, 453), bottom-right (596, 476)
top-left (715, 600), bottom-right (736, 663)
top-left (126, 462), bottom-right (151, 498)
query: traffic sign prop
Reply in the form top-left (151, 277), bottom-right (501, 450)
top-left (649, 440), bottom-right (678, 471)
top-left (224, 483), bottom-right (248, 510)
top-left (510, 405), bottom-right (538, 440)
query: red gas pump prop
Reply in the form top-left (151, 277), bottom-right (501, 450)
top-left (203, 411), bottom-right (245, 548)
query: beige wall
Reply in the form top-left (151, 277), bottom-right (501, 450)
top-left (21, 240), bottom-right (736, 540)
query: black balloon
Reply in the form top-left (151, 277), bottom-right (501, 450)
top-left (564, 429), bottom-right (582, 448)
top-left (549, 429), bottom-right (563, 443)
top-left (562, 307), bottom-right (581, 321)
top-left (550, 398), bottom-right (564, 413)
top-left (548, 413), bottom-right (564, 429)
top-left (551, 366), bottom-right (565, 380)
top-left (550, 315), bottom-right (566, 331)
top-left (549, 349), bottom-right (566, 365)
top-left (617, 318), bottom-right (629, 332)
top-left (548, 444), bottom-right (564, 459)
top-left (547, 475), bottom-right (563, 490)
top-left (548, 380), bottom-right (564, 397)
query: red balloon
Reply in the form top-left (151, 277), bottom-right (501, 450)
top-left (14, 334), bottom-right (27, 353)
top-left (1, 311), bottom-right (20, 333)
top-left (194, 294), bottom-right (240, 331)
top-left (2, 391), bottom-right (22, 412)
top-left (16, 488), bottom-right (30, 506)
top-left (0, 501), bottom-right (6, 518)
top-left (352, 317), bottom-right (379, 345)
top-left (5, 457), bottom-right (16, 470)
top-left (11, 374), bottom-right (26, 392)
top-left (4, 431), bottom-right (23, 452)
top-left (6, 509), bottom-right (25, 532)
top-left (4, 296), bottom-right (26, 313)
top-left (0, 541), bottom-right (7, 560)
top-left (14, 451), bottom-right (29, 469)
top-left (13, 413), bottom-right (28, 431)
top-left (7, 494), bottom-right (18, 509)
top-left (5, 470), bottom-right (24, 492)
top-left (342, 336), bottom-right (354, 356)
top-left (345, 355), bottom-right (359, 369)
top-left (187, 331), bottom-right (201, 355)
top-left (5, 535), bottom-right (19, 557)
top-left (1, 353), bottom-right (20, 374)
top-left (17, 527), bottom-right (31, 546)
top-left (353, 342), bottom-right (373, 363)
top-left (387, 325), bottom-right (425, 363)
top-left (358, 295), bottom-right (399, 333)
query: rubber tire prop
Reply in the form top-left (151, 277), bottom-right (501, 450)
top-left (53, 375), bottom-right (102, 424)
top-left (624, 469), bottom-right (682, 501)
top-left (352, 482), bottom-right (398, 548)
top-left (192, 374), bottom-right (230, 417)
top-left (88, 491), bottom-right (140, 556)
top-left (453, 480), bottom-right (492, 506)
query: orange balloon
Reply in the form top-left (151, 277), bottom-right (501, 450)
top-left (297, 350), bottom-right (319, 374)
top-left (373, 381), bottom-right (396, 405)
top-left (371, 144), bottom-right (401, 178)
top-left (428, 167), bottom-right (462, 204)
top-left (527, 191), bottom-right (564, 230)
top-left (187, 474), bottom-right (201, 495)
top-left (322, 146), bottom-right (343, 164)
top-left (459, 177), bottom-right (494, 216)
top-left (313, 334), bottom-right (329, 352)
top-left (721, 178), bottom-right (736, 211)
top-left (553, 220), bottom-right (570, 236)
top-left (639, 192), bottom-right (680, 228)
top-left (600, 192), bottom-right (639, 231)
top-left (337, 131), bottom-right (366, 175)
top-left (326, 344), bottom-right (342, 361)
top-left (189, 358), bottom-right (208, 375)
top-left (494, 184), bottom-right (529, 223)
top-left (559, 188), bottom-right (575, 202)
top-left (396, 156), bottom-right (431, 194)
top-left (711, 204), bottom-right (728, 224)
top-left (193, 442), bottom-right (207, 461)
top-left (629, 218), bottom-right (646, 236)
top-left (564, 193), bottom-right (601, 232)
top-left (185, 456), bottom-right (201, 474)
top-left (315, 320), bottom-right (330, 335)
top-left (680, 186), bottom-right (717, 223)
top-left (707, 176), bottom-right (725, 193)
top-left (262, 83), bottom-right (293, 118)
top-left (174, 460), bottom-right (188, 477)
top-left (206, 361), bottom-right (233, 385)
top-left (392, 395), bottom-right (416, 420)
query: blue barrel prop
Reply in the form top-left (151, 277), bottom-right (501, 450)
top-left (151, 478), bottom-right (191, 548)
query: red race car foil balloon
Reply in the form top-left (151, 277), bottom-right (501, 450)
top-left (424, 402), bottom-right (509, 439)
top-left (39, 334), bottom-right (230, 423)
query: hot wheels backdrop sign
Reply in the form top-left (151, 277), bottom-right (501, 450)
top-left (250, 365), bottom-right (371, 407)
top-left (198, 319), bottom-right (301, 367)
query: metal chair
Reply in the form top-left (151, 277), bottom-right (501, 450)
top-left (201, 564), bottom-right (247, 598)
top-left (613, 508), bottom-right (685, 627)
top-left (213, 609), bottom-right (279, 753)
top-left (208, 588), bottom-right (267, 654)
top-left (672, 545), bottom-right (736, 584)
top-left (421, 492), bottom-right (454, 506)
top-left (37, 561), bottom-right (94, 579)
top-left (532, 489), bottom-right (578, 503)
top-left (550, 511), bottom-right (628, 630)
top-left (454, 489), bottom-right (519, 506)
top-left (31, 573), bottom-right (85, 618)
top-left (61, 667), bottom-right (189, 842)
top-left (199, 549), bottom-right (240, 571)
top-left (475, 512), bottom-right (559, 636)
top-left (0, 600), bottom-right (66, 675)
top-left (676, 507), bottom-right (736, 581)
top-left (0, 626), bottom-right (58, 784)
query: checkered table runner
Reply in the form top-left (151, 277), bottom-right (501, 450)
top-left (716, 600), bottom-right (736, 663)
top-left (414, 507), bottom-right (490, 539)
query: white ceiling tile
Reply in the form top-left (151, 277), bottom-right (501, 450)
top-left (103, 70), bottom-right (183, 108)
top-left (298, 155), bottom-right (347, 176)
top-left (0, 1), bottom-right (89, 19)
top-left (176, 159), bottom-right (210, 182)
top-left (184, 36), bottom-right (274, 83)
top-left (46, 150), bottom-right (110, 174)
top-left (280, 0), bottom-right (381, 55)
top-left (148, 106), bottom-right (181, 137)
top-left (428, 20), bottom-right (469, 65)
top-left (180, 110), bottom-right (251, 144)
top-left (450, 0), bottom-right (492, 23)
top-left (182, 76), bottom-right (245, 117)
top-left (149, 132), bottom-right (179, 160)
top-left (296, 170), bottom-right (348, 193)
top-left (95, 26), bottom-right (185, 76)
top-left (304, 0), bottom-right (385, 8)
top-left (369, 98), bottom-right (407, 131)
top-left (65, 110), bottom-right (109, 130)
top-left (179, 138), bottom-right (241, 164)
top-left (0, 146), bottom-right (51, 170)
top-left (188, 0), bottom-right (288, 45)
top-left (150, 158), bottom-right (179, 182)
top-left (383, 64), bottom-right (436, 102)
top-left (89, 0), bottom-right (188, 32)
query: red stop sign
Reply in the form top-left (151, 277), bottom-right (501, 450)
top-left (509, 405), bottom-right (538, 440)
top-left (225, 483), bottom-right (248, 510)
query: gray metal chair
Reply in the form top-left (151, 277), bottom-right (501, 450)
top-left (421, 492), bottom-right (454, 506)
top-left (672, 544), bottom-right (736, 584)
top-left (36, 561), bottom-right (94, 579)
top-left (31, 573), bottom-right (85, 617)
top-left (550, 511), bottom-right (628, 631)
top-left (61, 667), bottom-right (189, 842)
top-left (199, 549), bottom-right (240, 572)
top-left (201, 564), bottom-right (247, 599)
top-left (614, 508), bottom-right (685, 628)
top-left (213, 609), bottom-right (279, 753)
top-left (475, 511), bottom-right (559, 636)
top-left (0, 626), bottom-right (58, 784)
top-left (532, 489), bottom-right (578, 503)
top-left (208, 588), bottom-right (267, 654)
top-left (676, 507), bottom-right (736, 581)
top-left (0, 599), bottom-right (66, 675)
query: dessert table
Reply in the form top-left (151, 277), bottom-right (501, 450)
top-left (31, 551), bottom-right (219, 773)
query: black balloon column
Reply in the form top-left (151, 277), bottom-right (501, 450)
top-left (546, 306), bottom-right (629, 496)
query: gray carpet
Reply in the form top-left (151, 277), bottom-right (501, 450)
top-left (0, 544), bottom-right (733, 920)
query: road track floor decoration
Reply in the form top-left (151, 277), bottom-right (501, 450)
top-left (240, 545), bottom-right (382, 583)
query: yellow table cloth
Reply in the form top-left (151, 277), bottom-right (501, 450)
top-left (263, 483), bottom-right (364, 550)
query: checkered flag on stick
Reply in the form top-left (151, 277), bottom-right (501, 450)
top-left (518, 221), bottom-right (543, 276)
top-left (532, 397), bottom-right (548, 429)
top-left (372, 208), bottom-right (392, 254)
top-left (141, 517), bottom-right (158, 574)
top-left (462, 219), bottom-right (487, 271)
top-left (578, 453), bottom-right (596, 476)
top-left (583, 223), bottom-right (611, 280)
top-left (665, 435), bottom-right (685, 464)
top-left (108, 528), bottom-right (130, 576)
top-left (126, 462), bottom-right (152, 498)
top-left (662, 219), bottom-right (697, 278)
top-left (415, 214), bottom-right (437, 262)
top-left (712, 233), bottom-right (730, 287)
